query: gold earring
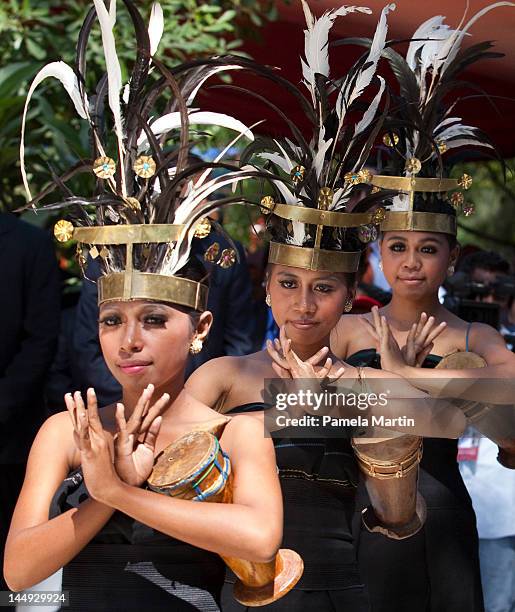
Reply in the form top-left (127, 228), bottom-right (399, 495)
top-left (189, 337), bottom-right (203, 355)
top-left (344, 298), bottom-right (353, 313)
top-left (265, 294), bottom-right (272, 307)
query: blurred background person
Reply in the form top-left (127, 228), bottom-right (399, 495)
top-left (0, 212), bottom-right (60, 591)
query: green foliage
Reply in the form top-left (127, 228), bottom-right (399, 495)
top-left (0, 0), bottom-right (280, 211)
top-left (453, 160), bottom-right (515, 260)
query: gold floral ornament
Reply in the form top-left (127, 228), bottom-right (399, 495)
top-left (290, 165), bottom-right (305, 186)
top-left (405, 158), bottom-right (422, 174)
top-left (359, 169), bottom-right (372, 183)
top-left (458, 174), bottom-right (473, 190)
top-left (344, 172), bottom-right (362, 186)
top-left (260, 195), bottom-right (274, 214)
top-left (133, 155), bottom-right (156, 178)
top-left (53, 219), bottom-right (74, 243)
top-left (371, 186), bottom-right (380, 194)
top-left (382, 132), bottom-right (399, 147)
top-left (371, 207), bottom-right (386, 224)
top-left (436, 139), bottom-right (447, 154)
top-left (358, 224), bottom-right (378, 244)
top-left (93, 156), bottom-right (116, 179)
top-left (318, 187), bottom-right (334, 209)
top-left (218, 248), bottom-right (236, 269)
top-left (194, 217), bottom-right (211, 239)
top-left (463, 203), bottom-right (475, 216)
top-left (204, 242), bottom-right (220, 263)
top-left (450, 191), bottom-right (464, 208)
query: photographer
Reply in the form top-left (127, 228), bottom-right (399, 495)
top-left (445, 250), bottom-right (515, 346)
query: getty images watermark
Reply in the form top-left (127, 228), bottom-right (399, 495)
top-left (273, 387), bottom-right (415, 429)
top-left (262, 379), bottom-right (419, 438)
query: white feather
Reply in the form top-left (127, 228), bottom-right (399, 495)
top-left (353, 75), bottom-right (386, 138)
top-left (137, 111), bottom-right (254, 149)
top-left (257, 152), bottom-right (293, 174)
top-left (20, 61), bottom-right (89, 201)
top-left (390, 192), bottom-right (411, 212)
top-left (331, 187), bottom-right (346, 210)
top-left (273, 180), bottom-right (299, 204)
top-left (313, 137), bottom-right (334, 180)
top-left (417, 25), bottom-right (453, 96)
top-left (437, 2), bottom-right (515, 76)
top-left (148, 2), bottom-right (164, 56)
top-left (186, 65), bottom-right (243, 105)
top-left (273, 139), bottom-right (294, 171)
top-left (435, 116), bottom-right (462, 132)
top-left (301, 1), bottom-right (372, 103)
top-left (195, 119), bottom-right (264, 193)
top-left (337, 3), bottom-right (395, 119)
top-left (441, 138), bottom-right (494, 151)
top-left (287, 220), bottom-right (307, 246)
top-left (406, 16), bottom-right (445, 69)
top-left (437, 124), bottom-right (479, 140)
top-left (92, 0), bottom-right (125, 179)
top-left (166, 171), bottom-right (253, 273)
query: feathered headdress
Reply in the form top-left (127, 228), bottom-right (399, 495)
top-left (20, 0), bottom-right (260, 310)
top-left (240, 1), bottom-right (396, 273)
top-left (366, 2), bottom-right (514, 235)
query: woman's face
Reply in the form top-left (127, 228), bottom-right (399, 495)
top-left (380, 231), bottom-right (457, 298)
top-left (98, 300), bottom-right (210, 392)
top-left (267, 264), bottom-right (350, 346)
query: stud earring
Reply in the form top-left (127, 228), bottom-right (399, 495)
top-left (378, 260), bottom-right (383, 272)
top-left (344, 298), bottom-right (353, 313)
top-left (189, 337), bottom-right (203, 355)
top-left (447, 264), bottom-right (455, 276)
top-left (265, 294), bottom-right (272, 307)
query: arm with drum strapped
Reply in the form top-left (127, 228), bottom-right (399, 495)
top-left (367, 315), bottom-right (515, 467)
top-left (3, 413), bottom-right (116, 591)
top-left (76, 407), bottom-right (283, 564)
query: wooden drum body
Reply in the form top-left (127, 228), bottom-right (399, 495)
top-left (148, 430), bottom-right (304, 606)
top-left (352, 434), bottom-right (426, 540)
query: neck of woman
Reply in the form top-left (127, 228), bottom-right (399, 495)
top-left (121, 372), bottom-right (185, 418)
top-left (385, 292), bottom-right (443, 329)
top-left (290, 334), bottom-right (332, 362)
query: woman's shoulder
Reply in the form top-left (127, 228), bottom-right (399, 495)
top-left (220, 413), bottom-right (269, 456)
top-left (193, 352), bottom-right (265, 378)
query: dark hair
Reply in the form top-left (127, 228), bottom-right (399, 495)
top-left (459, 250), bottom-right (511, 275)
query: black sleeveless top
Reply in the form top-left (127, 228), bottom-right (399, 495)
top-left (346, 350), bottom-right (483, 612)
top-left (227, 403), bottom-right (363, 592)
top-left (50, 470), bottom-right (225, 611)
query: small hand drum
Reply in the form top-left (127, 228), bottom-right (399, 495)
top-left (147, 429), bottom-right (304, 606)
top-left (148, 430), bottom-right (230, 502)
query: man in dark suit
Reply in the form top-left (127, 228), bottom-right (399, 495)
top-left (0, 212), bottom-right (60, 589)
top-left (72, 231), bottom-right (255, 406)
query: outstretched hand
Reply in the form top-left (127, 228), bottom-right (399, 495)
top-left (114, 384), bottom-right (169, 486)
top-left (360, 307), bottom-right (407, 375)
top-left (65, 388), bottom-right (118, 503)
top-left (402, 312), bottom-right (446, 367)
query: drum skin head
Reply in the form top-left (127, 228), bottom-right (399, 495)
top-left (436, 351), bottom-right (487, 369)
top-left (148, 430), bottom-right (217, 489)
